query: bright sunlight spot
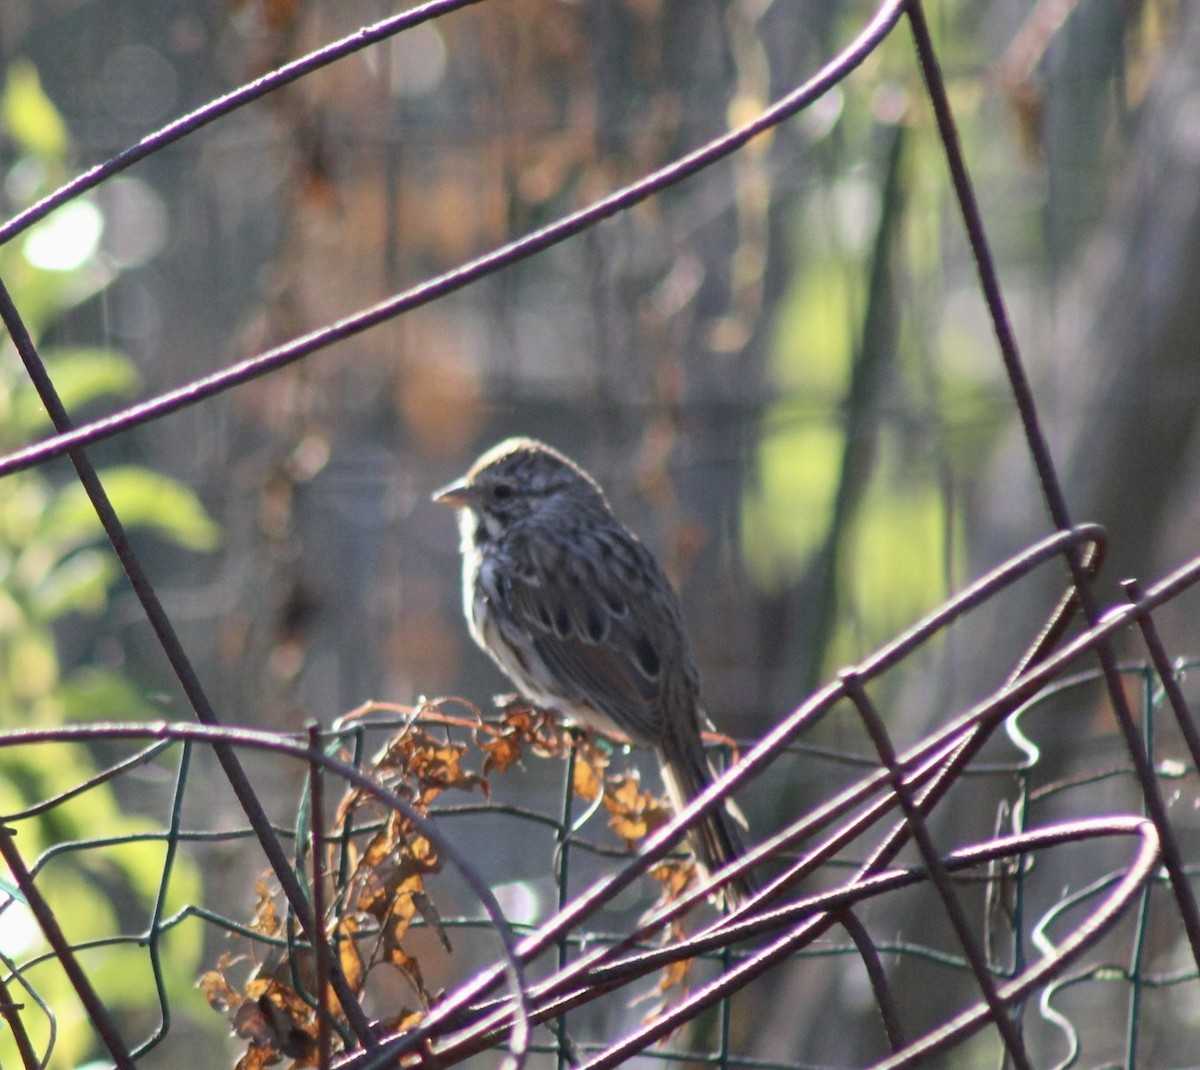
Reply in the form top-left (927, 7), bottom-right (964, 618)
top-left (23, 199), bottom-right (104, 272)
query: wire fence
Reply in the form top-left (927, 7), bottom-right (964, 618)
top-left (1, 1), bottom-right (1199, 1069)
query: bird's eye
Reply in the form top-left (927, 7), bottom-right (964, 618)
top-left (492, 482), bottom-right (514, 500)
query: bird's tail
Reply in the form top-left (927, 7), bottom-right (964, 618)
top-left (659, 723), bottom-right (754, 911)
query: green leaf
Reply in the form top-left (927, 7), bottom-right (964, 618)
top-left (29, 548), bottom-right (118, 620)
top-left (43, 466), bottom-right (220, 553)
top-left (7, 630), bottom-right (58, 701)
top-left (3, 59), bottom-right (69, 160)
top-left (10, 347), bottom-right (141, 438)
top-left (741, 421), bottom-right (843, 588)
top-left (58, 666), bottom-right (163, 723)
top-left (771, 252), bottom-right (854, 398)
top-left (0, 255), bottom-right (71, 344)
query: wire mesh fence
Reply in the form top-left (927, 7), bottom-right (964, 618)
top-left (1, 1), bottom-right (1199, 1069)
top-left (3, 545), bottom-right (1200, 1069)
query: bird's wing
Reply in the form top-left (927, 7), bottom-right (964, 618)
top-left (496, 532), bottom-right (675, 743)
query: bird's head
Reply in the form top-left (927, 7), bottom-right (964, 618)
top-left (433, 438), bottom-right (607, 533)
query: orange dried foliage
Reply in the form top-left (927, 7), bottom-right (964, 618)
top-left (649, 859), bottom-right (695, 901)
top-left (572, 753), bottom-right (605, 803)
top-left (333, 917), bottom-right (364, 993)
top-left (603, 772), bottom-right (673, 843)
top-left (198, 952), bottom-right (245, 1013)
top-left (232, 984), bottom-right (317, 1065)
top-left (204, 697), bottom-right (702, 1065)
top-left (249, 878), bottom-right (282, 938)
top-left (654, 921), bottom-right (694, 996)
top-left (476, 702), bottom-right (575, 773)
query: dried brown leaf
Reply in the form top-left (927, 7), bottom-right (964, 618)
top-left (499, 704), bottom-right (537, 735)
top-left (362, 826), bottom-right (397, 869)
top-left (572, 755), bottom-right (604, 803)
top-left (650, 859), bottom-right (695, 901)
top-left (415, 738), bottom-right (487, 801)
top-left (234, 984), bottom-right (318, 1063)
top-left (656, 951), bottom-right (692, 995)
top-left (355, 866), bottom-right (388, 917)
top-left (249, 878), bottom-right (282, 938)
top-left (386, 873), bottom-right (423, 945)
top-left (604, 773), bottom-right (643, 814)
top-left (234, 1044), bottom-right (277, 1070)
top-left (334, 916), bottom-right (364, 993)
top-left (412, 889), bottom-right (452, 953)
top-left (207, 702), bottom-right (596, 1057)
top-left (500, 702), bottom-right (572, 756)
top-left (198, 967), bottom-right (241, 1013)
top-left (479, 731), bottom-right (522, 776)
top-left (231, 998), bottom-right (276, 1048)
top-left (603, 773), bottom-right (670, 843)
top-left (610, 812), bottom-right (650, 840)
top-left (407, 834), bottom-right (442, 872)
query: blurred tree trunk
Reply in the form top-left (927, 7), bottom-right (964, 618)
top-left (984, 4), bottom-right (1200, 599)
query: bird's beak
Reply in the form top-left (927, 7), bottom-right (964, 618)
top-left (432, 478), bottom-right (475, 509)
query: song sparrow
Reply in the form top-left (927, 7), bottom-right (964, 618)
top-left (434, 437), bottom-right (752, 907)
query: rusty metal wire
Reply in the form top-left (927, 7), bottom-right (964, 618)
top-left (0, 1), bottom-right (1198, 1069)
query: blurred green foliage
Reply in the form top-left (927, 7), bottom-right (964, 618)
top-left (0, 60), bottom-right (216, 1068)
top-left (742, 50), bottom-right (1010, 683)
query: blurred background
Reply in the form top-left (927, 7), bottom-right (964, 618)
top-left (2, 0), bottom-right (1199, 1067)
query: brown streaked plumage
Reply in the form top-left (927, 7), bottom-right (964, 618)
top-left (434, 437), bottom-right (752, 908)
